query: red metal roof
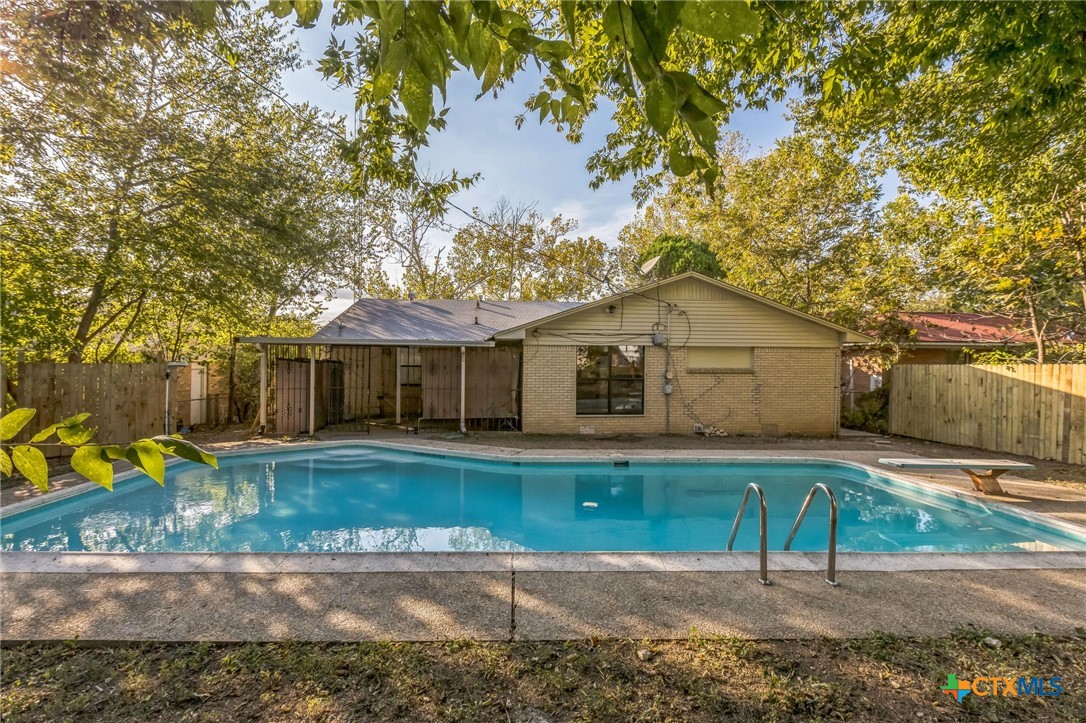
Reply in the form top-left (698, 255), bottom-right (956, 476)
top-left (896, 313), bottom-right (1033, 345)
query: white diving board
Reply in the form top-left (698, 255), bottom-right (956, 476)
top-left (878, 458), bottom-right (1035, 495)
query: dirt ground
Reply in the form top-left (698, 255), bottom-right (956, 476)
top-left (3, 631), bottom-right (1082, 722)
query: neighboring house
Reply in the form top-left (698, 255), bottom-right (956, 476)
top-left (242, 272), bottom-right (870, 436)
top-left (842, 313), bottom-right (1033, 400)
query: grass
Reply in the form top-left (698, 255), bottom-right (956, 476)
top-left (3, 631), bottom-right (1082, 722)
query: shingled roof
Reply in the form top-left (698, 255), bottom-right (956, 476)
top-left (896, 313), bottom-right (1033, 345)
top-left (313, 298), bottom-right (583, 344)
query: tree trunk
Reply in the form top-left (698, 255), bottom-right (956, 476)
top-left (69, 220), bottom-right (121, 362)
top-left (1024, 291), bottom-right (1046, 364)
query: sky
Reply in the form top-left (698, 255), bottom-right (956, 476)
top-left (275, 15), bottom-right (876, 319)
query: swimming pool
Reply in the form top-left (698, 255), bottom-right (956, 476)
top-left (2, 444), bottom-right (1083, 553)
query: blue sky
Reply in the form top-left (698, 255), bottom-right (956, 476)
top-left (275, 15), bottom-right (896, 318)
top-left (279, 17), bottom-right (796, 249)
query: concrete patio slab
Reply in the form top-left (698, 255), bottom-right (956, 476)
top-left (1, 572), bottom-right (513, 642)
top-left (511, 569), bottom-right (1086, 640)
top-left (4, 567), bottom-right (1084, 642)
top-left (306, 572), bottom-right (511, 641)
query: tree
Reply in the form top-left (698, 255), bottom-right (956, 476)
top-left (1, 8), bottom-right (356, 366)
top-left (259, 1), bottom-right (1086, 204)
top-left (349, 178), bottom-right (461, 300)
top-left (446, 199), bottom-right (615, 301)
top-left (928, 204), bottom-right (1083, 364)
top-left (620, 134), bottom-right (926, 329)
top-left (635, 234), bottom-right (722, 280)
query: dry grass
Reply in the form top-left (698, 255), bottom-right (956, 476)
top-left (3, 631), bottom-right (1083, 722)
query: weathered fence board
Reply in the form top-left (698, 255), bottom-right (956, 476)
top-left (889, 364), bottom-right (1086, 465)
top-left (12, 362), bottom-right (167, 458)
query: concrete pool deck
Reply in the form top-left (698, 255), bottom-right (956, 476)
top-left (3, 437), bottom-right (1085, 642)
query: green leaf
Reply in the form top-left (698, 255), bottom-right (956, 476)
top-left (102, 444), bottom-right (128, 461)
top-left (373, 40), bottom-right (407, 102)
top-left (152, 436), bottom-right (219, 469)
top-left (467, 22), bottom-right (493, 76)
top-left (481, 50), bottom-right (501, 93)
top-left (401, 62), bottom-right (434, 132)
top-left (0, 448), bottom-right (11, 477)
top-left (12, 445), bottom-right (48, 492)
top-left (266, 0), bottom-right (293, 19)
top-left (292, 0), bottom-right (324, 28)
top-left (30, 424), bottom-right (58, 443)
top-left (447, 0), bottom-right (472, 45)
top-left (0, 408), bottom-right (35, 442)
top-left (644, 76), bottom-right (678, 136)
top-left (535, 39), bottom-right (573, 62)
top-left (71, 445), bottom-right (114, 491)
top-left (126, 440), bottom-right (166, 486)
top-left (30, 412), bottom-right (92, 443)
top-left (679, 0), bottom-right (761, 43)
top-left (56, 424), bottom-right (97, 446)
top-left (669, 144), bottom-right (695, 176)
top-left (560, 0), bottom-right (577, 39)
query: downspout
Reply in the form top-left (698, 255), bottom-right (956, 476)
top-left (460, 346), bottom-right (467, 433)
top-left (308, 346), bottom-right (316, 437)
top-left (395, 347), bottom-right (402, 425)
top-left (663, 306), bottom-right (673, 434)
top-left (258, 343), bottom-right (268, 435)
top-left (833, 346), bottom-right (842, 437)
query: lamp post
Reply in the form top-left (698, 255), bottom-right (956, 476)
top-left (164, 360), bottom-right (189, 435)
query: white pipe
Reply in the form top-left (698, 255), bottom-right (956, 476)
top-left (258, 344), bottom-right (268, 434)
top-left (459, 345), bottom-right (466, 433)
top-left (395, 347), bottom-right (402, 424)
top-left (308, 346), bottom-right (316, 436)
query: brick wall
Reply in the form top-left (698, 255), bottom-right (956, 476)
top-left (521, 345), bottom-right (840, 436)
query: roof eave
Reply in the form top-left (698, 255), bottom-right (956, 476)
top-left (237, 336), bottom-right (496, 347)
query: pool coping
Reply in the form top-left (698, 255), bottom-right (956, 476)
top-left (3, 550), bottom-right (1086, 574)
top-left (3, 439), bottom-right (1085, 575)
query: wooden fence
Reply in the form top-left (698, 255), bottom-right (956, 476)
top-left (3, 362), bottom-right (166, 458)
top-left (889, 364), bottom-right (1086, 465)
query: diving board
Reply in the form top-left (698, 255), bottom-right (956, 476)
top-left (878, 458), bottom-right (1036, 495)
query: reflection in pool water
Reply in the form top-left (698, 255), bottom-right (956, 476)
top-left (2, 446), bottom-right (1083, 553)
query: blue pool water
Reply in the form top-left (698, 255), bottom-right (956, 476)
top-left (2, 445), bottom-right (1083, 553)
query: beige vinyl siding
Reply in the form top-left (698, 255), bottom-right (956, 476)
top-left (523, 277), bottom-right (841, 347)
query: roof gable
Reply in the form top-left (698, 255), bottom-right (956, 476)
top-left (493, 272), bottom-right (872, 343)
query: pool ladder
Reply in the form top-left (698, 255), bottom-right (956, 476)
top-left (725, 482), bottom-right (839, 587)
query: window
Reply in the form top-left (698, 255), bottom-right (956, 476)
top-left (685, 346), bottom-right (752, 372)
top-left (400, 347), bottom-right (421, 386)
top-left (576, 346), bottom-right (644, 415)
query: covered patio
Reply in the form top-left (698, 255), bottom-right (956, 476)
top-left (238, 338), bottom-right (523, 435)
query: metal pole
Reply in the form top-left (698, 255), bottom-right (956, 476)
top-left (395, 347), bottom-right (402, 424)
top-left (164, 370), bottom-right (172, 436)
top-left (459, 345), bottom-right (466, 433)
top-left (308, 346), bottom-right (316, 437)
top-left (258, 344), bottom-right (268, 435)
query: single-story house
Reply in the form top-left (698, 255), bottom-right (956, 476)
top-left (842, 313), bottom-right (1034, 398)
top-left (241, 272), bottom-right (870, 436)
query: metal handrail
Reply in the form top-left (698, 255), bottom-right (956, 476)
top-left (783, 483), bottom-right (839, 586)
top-left (726, 482), bottom-right (770, 585)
